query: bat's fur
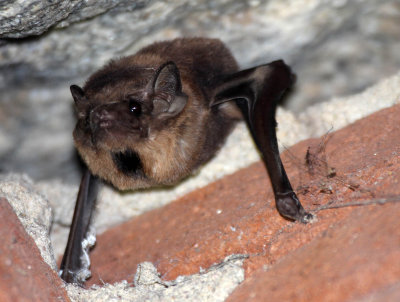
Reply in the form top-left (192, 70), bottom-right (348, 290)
top-left (72, 38), bottom-right (242, 190)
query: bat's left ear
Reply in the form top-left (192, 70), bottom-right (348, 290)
top-left (70, 85), bottom-right (89, 115)
top-left (70, 85), bottom-right (85, 104)
top-left (150, 61), bottom-right (188, 119)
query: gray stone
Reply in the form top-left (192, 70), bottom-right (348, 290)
top-left (0, 0), bottom-right (81, 38)
top-left (1, 0), bottom-right (399, 102)
top-left (66, 255), bottom-right (246, 302)
top-left (0, 86), bottom-right (80, 182)
top-left (0, 174), bottom-right (56, 270)
top-left (0, 0), bottom-right (149, 38)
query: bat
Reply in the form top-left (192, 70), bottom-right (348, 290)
top-left (60, 38), bottom-right (313, 284)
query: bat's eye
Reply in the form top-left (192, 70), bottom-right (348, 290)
top-left (129, 99), bottom-right (142, 117)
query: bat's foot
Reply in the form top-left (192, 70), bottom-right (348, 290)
top-left (276, 191), bottom-right (314, 223)
top-left (59, 268), bottom-right (89, 286)
top-left (60, 228), bottom-right (96, 285)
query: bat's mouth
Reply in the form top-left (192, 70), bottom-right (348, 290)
top-left (111, 149), bottom-right (144, 177)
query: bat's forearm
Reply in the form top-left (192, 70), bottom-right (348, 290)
top-left (60, 168), bottom-right (98, 284)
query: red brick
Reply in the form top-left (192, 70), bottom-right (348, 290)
top-left (0, 198), bottom-right (70, 302)
top-left (227, 202), bottom-right (400, 302)
top-left (87, 103), bottom-right (400, 301)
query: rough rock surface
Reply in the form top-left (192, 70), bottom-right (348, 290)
top-left (84, 103), bottom-right (400, 300)
top-left (0, 0), bottom-right (149, 38)
top-left (1, 0), bottom-right (399, 107)
top-left (0, 198), bottom-right (70, 302)
top-left (66, 256), bottom-right (245, 302)
top-left (0, 174), bottom-right (56, 269)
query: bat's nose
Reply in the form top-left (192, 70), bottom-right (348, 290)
top-left (90, 108), bottom-right (115, 130)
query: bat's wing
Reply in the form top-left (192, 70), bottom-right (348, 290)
top-left (60, 168), bottom-right (98, 284)
top-left (210, 60), bottom-right (313, 223)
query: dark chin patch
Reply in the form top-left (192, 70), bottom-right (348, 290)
top-left (112, 149), bottom-right (144, 177)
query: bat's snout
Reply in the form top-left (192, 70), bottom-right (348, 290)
top-left (90, 107), bottom-right (115, 130)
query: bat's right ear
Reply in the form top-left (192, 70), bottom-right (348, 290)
top-left (150, 62), bottom-right (188, 119)
top-left (70, 85), bottom-right (85, 104)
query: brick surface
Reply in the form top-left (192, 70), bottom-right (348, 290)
top-left (0, 198), bottom-right (70, 302)
top-left (86, 104), bottom-right (400, 300)
top-left (227, 203), bottom-right (400, 302)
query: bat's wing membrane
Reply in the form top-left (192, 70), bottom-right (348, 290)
top-left (210, 60), bottom-right (312, 223)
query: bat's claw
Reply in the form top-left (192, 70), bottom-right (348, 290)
top-left (59, 269), bottom-right (86, 286)
top-left (275, 191), bottom-right (314, 224)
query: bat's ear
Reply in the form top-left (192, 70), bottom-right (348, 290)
top-left (150, 62), bottom-right (188, 119)
top-left (70, 85), bottom-right (85, 104)
top-left (152, 61), bottom-right (182, 94)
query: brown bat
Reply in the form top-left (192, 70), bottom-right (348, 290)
top-left (60, 38), bottom-right (313, 284)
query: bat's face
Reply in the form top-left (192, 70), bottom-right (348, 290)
top-left (71, 62), bottom-right (190, 189)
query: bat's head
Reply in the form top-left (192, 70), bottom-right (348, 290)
top-left (71, 61), bottom-right (189, 189)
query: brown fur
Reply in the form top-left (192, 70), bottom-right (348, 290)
top-left (72, 38), bottom-right (242, 190)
